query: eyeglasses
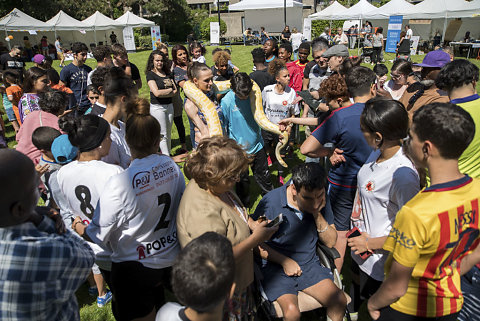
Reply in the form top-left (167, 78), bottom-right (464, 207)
top-left (88, 96), bottom-right (99, 100)
top-left (391, 73), bottom-right (403, 79)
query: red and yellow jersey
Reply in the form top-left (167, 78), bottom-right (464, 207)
top-left (383, 175), bottom-right (480, 317)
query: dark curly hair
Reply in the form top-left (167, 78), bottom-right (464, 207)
top-left (38, 89), bottom-right (68, 115)
top-left (435, 59), bottom-right (479, 93)
top-left (318, 74), bottom-right (349, 103)
top-left (145, 50), bottom-right (170, 76)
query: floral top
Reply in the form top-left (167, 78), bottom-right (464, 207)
top-left (19, 93), bottom-right (40, 124)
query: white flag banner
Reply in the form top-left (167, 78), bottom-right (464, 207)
top-left (210, 22), bottom-right (220, 45)
top-left (123, 26), bottom-right (136, 52)
top-left (303, 18), bottom-right (311, 41)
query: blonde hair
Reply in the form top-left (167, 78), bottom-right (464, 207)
top-left (155, 41), bottom-right (168, 52)
top-left (292, 27), bottom-right (298, 33)
top-left (212, 51), bottom-right (231, 67)
top-left (184, 136), bottom-right (249, 190)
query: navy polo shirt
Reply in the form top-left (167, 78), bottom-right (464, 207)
top-left (252, 183), bottom-right (333, 266)
top-left (312, 102), bottom-right (372, 188)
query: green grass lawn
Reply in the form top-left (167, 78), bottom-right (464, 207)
top-left (2, 45), bottom-right (480, 321)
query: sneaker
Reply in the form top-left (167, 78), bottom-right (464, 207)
top-left (88, 286), bottom-right (97, 297)
top-left (279, 176), bottom-right (284, 185)
top-left (97, 291), bottom-right (113, 307)
top-left (267, 155), bottom-right (272, 167)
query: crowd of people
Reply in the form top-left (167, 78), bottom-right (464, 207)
top-left (0, 28), bottom-right (480, 321)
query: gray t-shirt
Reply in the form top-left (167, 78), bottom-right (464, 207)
top-left (373, 34), bottom-right (383, 47)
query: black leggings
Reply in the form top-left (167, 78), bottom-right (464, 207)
top-left (173, 116), bottom-right (186, 145)
top-left (373, 46), bottom-right (382, 64)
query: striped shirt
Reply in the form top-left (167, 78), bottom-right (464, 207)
top-left (383, 175), bottom-right (480, 317)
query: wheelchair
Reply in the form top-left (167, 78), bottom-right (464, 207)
top-left (361, 46), bottom-right (373, 64)
top-left (254, 242), bottom-right (351, 321)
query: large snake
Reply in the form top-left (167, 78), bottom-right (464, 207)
top-left (183, 80), bottom-right (289, 167)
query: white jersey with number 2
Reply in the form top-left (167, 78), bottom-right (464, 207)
top-left (87, 154), bottom-right (185, 269)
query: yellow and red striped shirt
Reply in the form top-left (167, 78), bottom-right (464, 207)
top-left (383, 175), bottom-right (480, 317)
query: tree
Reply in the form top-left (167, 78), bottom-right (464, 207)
top-left (144, 0), bottom-right (191, 42)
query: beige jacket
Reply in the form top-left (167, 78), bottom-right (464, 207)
top-left (176, 179), bottom-right (253, 292)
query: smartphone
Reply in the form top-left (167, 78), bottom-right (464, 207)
top-left (266, 213), bottom-right (283, 228)
top-left (347, 227), bottom-right (373, 260)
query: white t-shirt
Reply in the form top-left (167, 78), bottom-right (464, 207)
top-left (262, 84), bottom-right (300, 125)
top-left (56, 160), bottom-right (123, 260)
top-left (406, 28), bottom-right (413, 40)
top-left (384, 80), bottom-right (407, 101)
top-left (102, 120), bottom-right (131, 169)
top-left (156, 302), bottom-right (187, 321)
top-left (351, 148), bottom-right (419, 281)
top-left (86, 154), bottom-right (185, 269)
top-left (192, 56), bottom-right (206, 64)
top-left (290, 33), bottom-right (304, 50)
top-left (87, 67), bottom-right (96, 86)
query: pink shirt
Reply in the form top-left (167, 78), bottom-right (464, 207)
top-left (16, 110), bottom-right (61, 165)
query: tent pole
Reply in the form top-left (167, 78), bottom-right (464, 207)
top-left (94, 28), bottom-right (97, 46)
top-left (5, 28), bottom-right (11, 51)
top-left (284, 0), bottom-right (287, 27)
top-left (357, 18), bottom-right (362, 56)
top-left (441, 13), bottom-right (448, 45)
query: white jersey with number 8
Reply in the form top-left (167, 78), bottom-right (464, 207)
top-left (87, 154), bottom-right (185, 269)
top-left (56, 160), bottom-right (124, 259)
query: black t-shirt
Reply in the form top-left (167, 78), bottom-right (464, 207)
top-left (303, 60), bottom-right (317, 79)
top-left (249, 69), bottom-right (275, 92)
top-left (0, 53), bottom-right (24, 81)
top-left (146, 71), bottom-right (174, 105)
top-left (211, 65), bottom-right (234, 81)
top-left (282, 31), bottom-right (291, 42)
top-left (122, 62), bottom-right (140, 82)
top-left (90, 103), bottom-right (106, 116)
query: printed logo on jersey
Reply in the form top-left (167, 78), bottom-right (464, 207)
top-left (137, 232), bottom-right (178, 260)
top-left (282, 100), bottom-right (288, 106)
top-left (389, 226), bottom-right (416, 249)
top-left (365, 181), bottom-right (375, 192)
top-left (132, 171), bottom-right (151, 189)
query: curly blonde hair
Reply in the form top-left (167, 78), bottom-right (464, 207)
top-left (212, 50), bottom-right (231, 67)
top-left (184, 136), bottom-right (250, 190)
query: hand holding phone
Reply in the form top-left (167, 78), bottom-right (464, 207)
top-left (266, 213), bottom-right (283, 228)
top-left (347, 227), bottom-right (373, 260)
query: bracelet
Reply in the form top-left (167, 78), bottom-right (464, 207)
top-left (317, 224), bottom-right (329, 233)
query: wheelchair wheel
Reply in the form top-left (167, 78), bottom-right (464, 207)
top-left (316, 247), bottom-right (343, 291)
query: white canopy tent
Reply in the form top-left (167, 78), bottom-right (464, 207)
top-left (46, 11), bottom-right (91, 31)
top-left (82, 11), bottom-right (123, 46)
top-left (308, 1), bottom-right (347, 21)
top-left (362, 0), bottom-right (415, 20)
top-left (115, 11), bottom-right (154, 28)
top-left (328, 0), bottom-right (376, 20)
top-left (229, 0), bottom-right (304, 33)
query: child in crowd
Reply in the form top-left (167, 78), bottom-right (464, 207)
top-left (211, 50), bottom-right (235, 82)
top-left (220, 72), bottom-right (274, 207)
top-left (19, 67), bottom-right (48, 123)
top-left (2, 71), bottom-right (21, 132)
top-left (224, 49), bottom-right (240, 73)
top-left (263, 59), bottom-right (299, 184)
top-left (156, 232), bottom-right (235, 321)
top-left (263, 38), bottom-right (278, 65)
top-left (31, 126), bottom-right (62, 199)
top-left (46, 68), bottom-right (75, 109)
top-left (84, 85), bottom-right (99, 115)
top-left (249, 47), bottom-right (275, 92)
top-left (190, 41), bottom-right (206, 64)
top-left (88, 67), bottom-right (110, 116)
top-left (373, 63), bottom-right (388, 91)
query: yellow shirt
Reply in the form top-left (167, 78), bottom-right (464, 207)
top-left (454, 94), bottom-right (480, 179)
top-left (383, 176), bottom-right (480, 317)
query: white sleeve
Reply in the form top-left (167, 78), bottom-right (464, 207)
top-left (86, 177), bottom-right (125, 247)
top-left (262, 88), bottom-right (268, 110)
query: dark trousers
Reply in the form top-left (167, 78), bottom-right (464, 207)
top-left (173, 116), bottom-right (186, 145)
top-left (373, 46), bottom-right (382, 64)
top-left (236, 148), bottom-right (273, 208)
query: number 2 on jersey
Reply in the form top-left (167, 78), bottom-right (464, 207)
top-left (155, 193), bottom-right (171, 231)
top-left (75, 185), bottom-right (95, 219)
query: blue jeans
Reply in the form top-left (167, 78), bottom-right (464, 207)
top-left (458, 266), bottom-right (480, 321)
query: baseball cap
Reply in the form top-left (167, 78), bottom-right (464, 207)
top-left (321, 45), bottom-right (349, 58)
top-left (414, 50), bottom-right (451, 68)
top-left (32, 54), bottom-right (45, 64)
top-left (51, 135), bottom-right (78, 164)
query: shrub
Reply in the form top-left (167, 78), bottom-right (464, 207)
top-left (312, 20), bottom-right (345, 38)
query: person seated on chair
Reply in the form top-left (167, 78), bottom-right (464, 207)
top-left (252, 162), bottom-right (347, 321)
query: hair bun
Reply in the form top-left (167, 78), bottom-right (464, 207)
top-left (58, 114), bottom-right (77, 134)
top-left (126, 98), bottom-right (151, 118)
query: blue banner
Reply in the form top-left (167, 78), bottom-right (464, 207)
top-left (386, 15), bottom-right (403, 53)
